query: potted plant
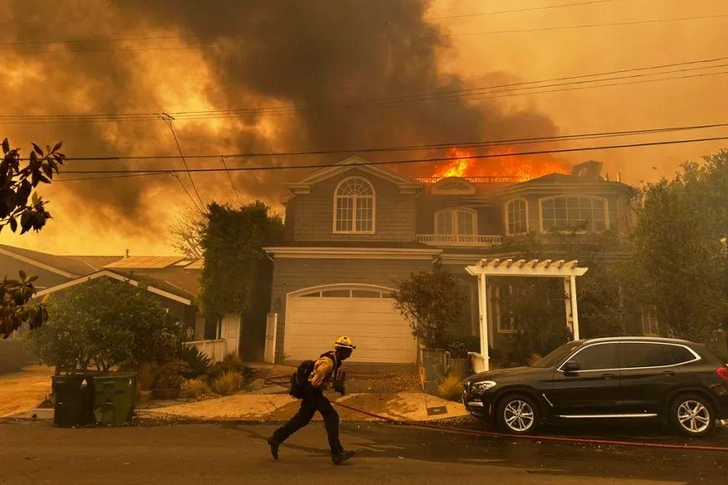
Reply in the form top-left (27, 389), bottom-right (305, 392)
top-left (447, 341), bottom-right (471, 379)
top-left (153, 360), bottom-right (189, 400)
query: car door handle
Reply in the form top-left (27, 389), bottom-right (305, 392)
top-left (662, 371), bottom-right (676, 376)
top-left (601, 373), bottom-right (616, 380)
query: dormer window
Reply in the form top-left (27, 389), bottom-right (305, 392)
top-left (435, 208), bottom-right (477, 236)
top-left (334, 177), bottom-right (375, 233)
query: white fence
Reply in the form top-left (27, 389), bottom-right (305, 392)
top-left (184, 339), bottom-right (227, 363)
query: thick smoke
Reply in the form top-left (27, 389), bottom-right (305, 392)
top-left (2, 0), bottom-right (556, 249)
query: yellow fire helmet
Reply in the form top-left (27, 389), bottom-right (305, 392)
top-left (334, 335), bottom-right (356, 350)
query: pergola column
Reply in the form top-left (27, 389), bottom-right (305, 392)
top-left (466, 258), bottom-right (588, 373)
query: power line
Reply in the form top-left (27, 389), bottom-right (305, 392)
top-left (219, 156), bottom-right (242, 205)
top-left (448, 12), bottom-right (728, 36)
top-left (52, 135), bottom-right (728, 177)
top-left (2, 11), bottom-right (725, 55)
top-left (2, 55), bottom-right (727, 124)
top-left (160, 113), bottom-right (205, 211)
top-left (41, 122), bottom-right (728, 163)
top-left (426, 0), bottom-right (618, 21)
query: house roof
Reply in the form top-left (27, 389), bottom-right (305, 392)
top-left (34, 269), bottom-right (197, 306)
top-left (286, 156), bottom-right (423, 196)
top-left (0, 244), bottom-right (123, 278)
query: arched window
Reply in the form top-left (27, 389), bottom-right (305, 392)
top-left (505, 199), bottom-right (528, 235)
top-left (540, 196), bottom-right (608, 233)
top-left (434, 208), bottom-right (477, 236)
top-left (334, 177), bottom-right (375, 233)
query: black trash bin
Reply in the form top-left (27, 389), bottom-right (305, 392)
top-left (52, 373), bottom-right (96, 427)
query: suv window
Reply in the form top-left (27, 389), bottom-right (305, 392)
top-left (566, 343), bottom-right (620, 371)
top-left (620, 342), bottom-right (696, 368)
top-left (665, 345), bottom-right (696, 365)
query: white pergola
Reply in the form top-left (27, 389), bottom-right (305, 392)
top-left (465, 258), bottom-right (588, 373)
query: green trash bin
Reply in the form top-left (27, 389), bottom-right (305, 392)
top-left (52, 373), bottom-right (96, 427)
top-left (92, 372), bottom-right (138, 426)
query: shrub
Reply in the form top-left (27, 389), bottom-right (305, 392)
top-left (181, 378), bottom-right (211, 399)
top-left (447, 341), bottom-right (469, 359)
top-left (437, 374), bottom-right (463, 402)
top-left (179, 345), bottom-right (212, 378)
top-left (211, 370), bottom-right (244, 396)
top-left (25, 277), bottom-right (182, 371)
top-left (209, 353), bottom-right (254, 382)
top-left (157, 359), bottom-right (190, 389)
top-left (527, 353), bottom-right (543, 367)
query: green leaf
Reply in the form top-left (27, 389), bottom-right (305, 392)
top-left (52, 141), bottom-right (63, 152)
top-left (1, 139), bottom-right (8, 155)
top-left (31, 143), bottom-right (43, 156)
top-left (8, 216), bottom-right (17, 232)
top-left (18, 270), bottom-right (27, 281)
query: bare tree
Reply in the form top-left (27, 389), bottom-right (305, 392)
top-left (169, 203), bottom-right (206, 260)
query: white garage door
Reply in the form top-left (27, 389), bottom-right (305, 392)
top-left (285, 286), bottom-right (417, 364)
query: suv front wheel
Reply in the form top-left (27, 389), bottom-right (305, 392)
top-left (496, 394), bottom-right (540, 435)
top-left (669, 393), bottom-right (715, 437)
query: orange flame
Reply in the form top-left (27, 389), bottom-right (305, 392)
top-left (432, 147), bottom-right (570, 182)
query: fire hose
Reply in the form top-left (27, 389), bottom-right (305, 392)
top-left (260, 373), bottom-right (728, 453)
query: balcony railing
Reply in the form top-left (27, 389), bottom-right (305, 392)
top-left (416, 234), bottom-right (504, 247)
top-left (414, 176), bottom-right (520, 184)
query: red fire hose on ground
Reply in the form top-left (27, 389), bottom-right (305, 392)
top-left (260, 374), bottom-right (728, 453)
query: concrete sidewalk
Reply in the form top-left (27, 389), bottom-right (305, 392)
top-left (136, 391), bottom-right (468, 423)
top-left (0, 366), bottom-right (468, 424)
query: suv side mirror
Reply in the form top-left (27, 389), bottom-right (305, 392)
top-left (563, 361), bottom-right (581, 373)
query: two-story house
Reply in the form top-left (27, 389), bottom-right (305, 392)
top-left (264, 157), bottom-right (637, 365)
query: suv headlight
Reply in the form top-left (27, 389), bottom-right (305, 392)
top-left (471, 380), bottom-right (497, 392)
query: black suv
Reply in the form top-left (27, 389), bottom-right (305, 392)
top-left (462, 337), bottom-right (728, 436)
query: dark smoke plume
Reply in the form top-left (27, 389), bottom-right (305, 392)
top-left (2, 0), bottom-right (555, 244)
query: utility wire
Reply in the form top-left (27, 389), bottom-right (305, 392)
top-left (2, 55), bottom-right (727, 124)
top-left (160, 113), bottom-right (205, 211)
top-left (2, 11), bottom-right (725, 55)
top-left (52, 135), bottom-right (728, 177)
top-left (448, 12), bottom-right (728, 36)
top-left (38, 121), bottom-right (728, 163)
top-left (220, 156), bottom-right (242, 205)
top-left (426, 0), bottom-right (618, 21)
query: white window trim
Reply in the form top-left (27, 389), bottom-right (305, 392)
top-left (538, 195), bottom-right (610, 234)
top-left (504, 198), bottom-right (529, 236)
top-left (332, 176), bottom-right (376, 234)
top-left (434, 207), bottom-right (478, 236)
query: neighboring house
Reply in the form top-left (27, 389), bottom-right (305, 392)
top-left (0, 246), bottom-right (241, 362)
top-left (264, 157), bottom-right (638, 365)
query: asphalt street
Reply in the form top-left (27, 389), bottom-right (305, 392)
top-left (0, 421), bottom-right (726, 484)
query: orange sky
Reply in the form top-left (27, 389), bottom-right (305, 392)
top-left (1, 0), bottom-right (726, 256)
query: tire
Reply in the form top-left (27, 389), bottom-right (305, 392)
top-left (669, 393), bottom-right (715, 438)
top-left (496, 393), bottom-right (540, 435)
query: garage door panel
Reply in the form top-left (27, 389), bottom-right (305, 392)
top-left (285, 293), bottom-right (416, 364)
top-left (286, 323), bottom-right (412, 339)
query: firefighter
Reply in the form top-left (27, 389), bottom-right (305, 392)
top-left (267, 336), bottom-right (356, 465)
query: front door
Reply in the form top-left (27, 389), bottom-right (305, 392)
top-left (547, 342), bottom-right (622, 417)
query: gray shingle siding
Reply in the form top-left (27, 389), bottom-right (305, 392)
top-left (291, 168), bottom-right (417, 242)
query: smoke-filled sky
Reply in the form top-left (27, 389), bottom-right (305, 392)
top-left (1, 0), bottom-right (726, 256)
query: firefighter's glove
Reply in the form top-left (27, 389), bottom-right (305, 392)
top-left (332, 379), bottom-right (346, 395)
top-left (332, 371), bottom-right (346, 395)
